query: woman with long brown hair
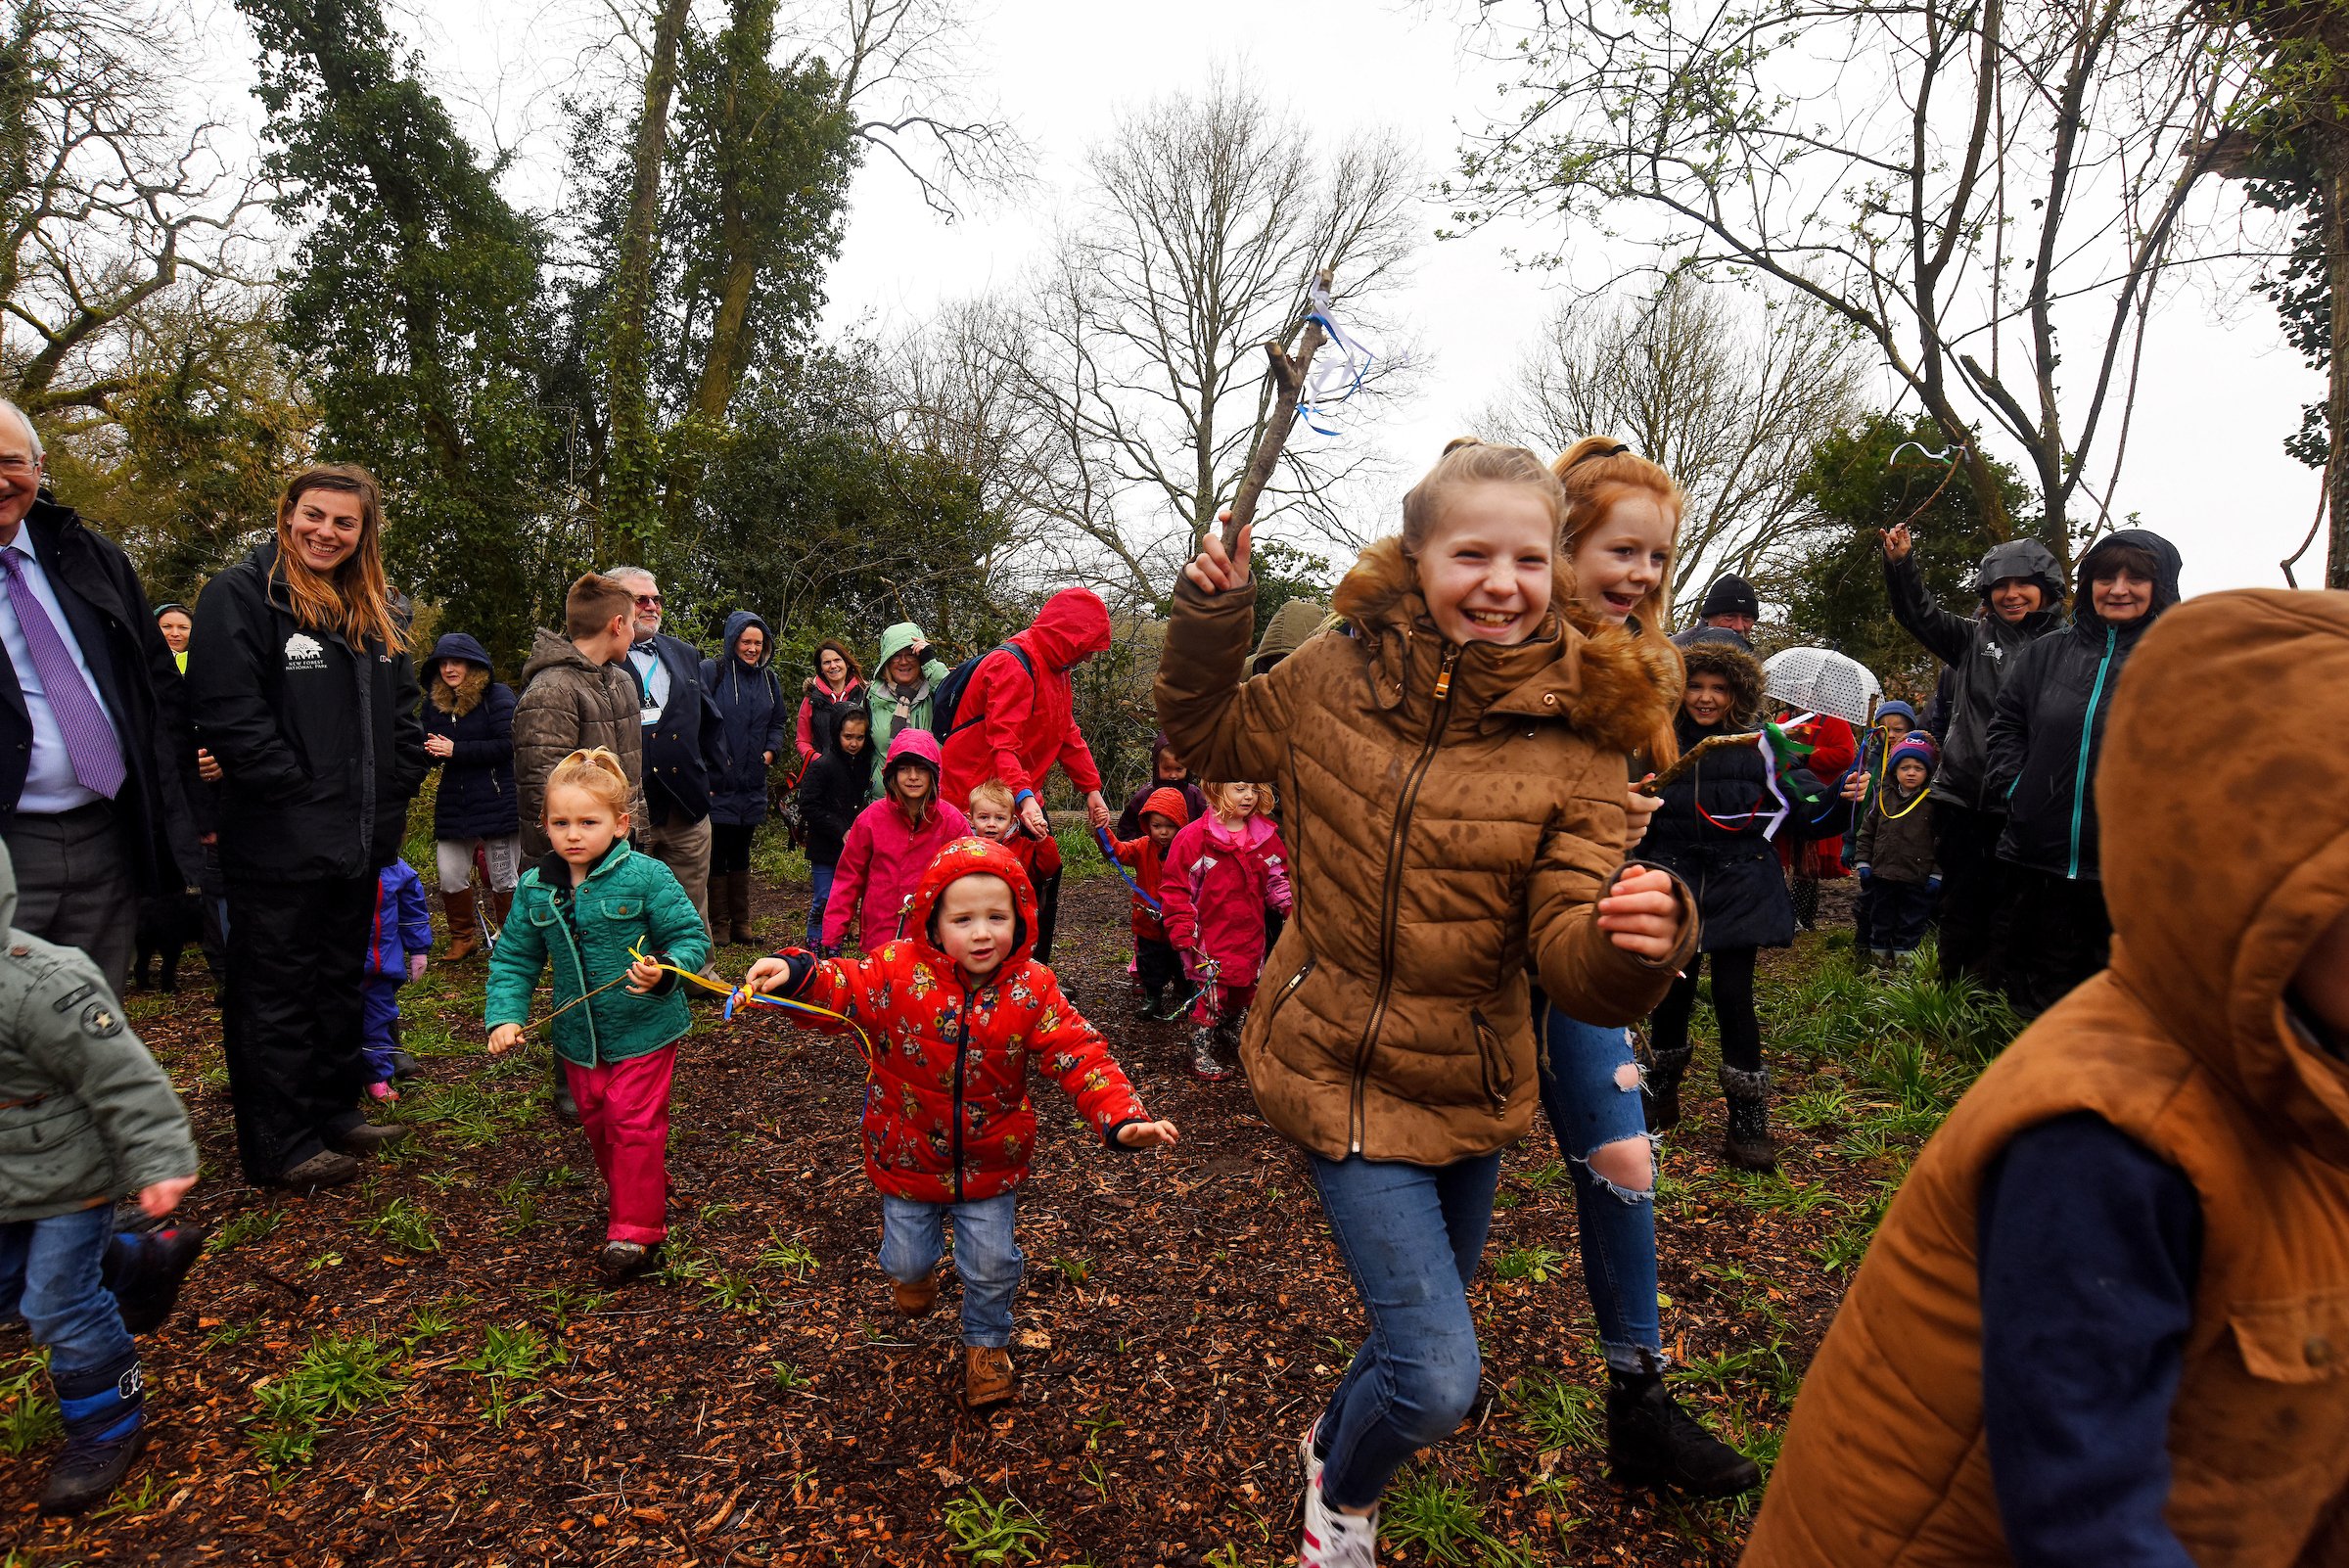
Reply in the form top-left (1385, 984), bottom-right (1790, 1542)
top-left (188, 464), bottom-right (428, 1189)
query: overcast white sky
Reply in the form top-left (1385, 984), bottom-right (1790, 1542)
top-left (199, 0), bottom-right (2331, 597)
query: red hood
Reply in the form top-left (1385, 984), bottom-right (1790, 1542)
top-left (1020, 588), bottom-right (1113, 672)
top-left (903, 836), bottom-right (1039, 968)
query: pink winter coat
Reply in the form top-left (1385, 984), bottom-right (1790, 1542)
top-left (826, 729), bottom-right (970, 950)
top-left (1157, 812), bottom-right (1292, 990)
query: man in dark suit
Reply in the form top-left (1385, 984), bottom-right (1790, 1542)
top-left (0, 400), bottom-right (195, 995)
top-left (603, 566), bottom-right (722, 937)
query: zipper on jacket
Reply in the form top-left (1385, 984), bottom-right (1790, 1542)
top-left (1265, 955), bottom-right (1315, 1032)
top-left (1347, 645), bottom-right (1460, 1155)
top-left (949, 977), bottom-right (975, 1202)
top-left (2067, 625), bottom-right (2115, 881)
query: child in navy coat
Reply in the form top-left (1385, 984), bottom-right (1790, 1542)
top-left (362, 857), bottom-right (433, 1098)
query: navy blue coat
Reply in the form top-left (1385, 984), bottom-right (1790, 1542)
top-left (633, 632), bottom-right (721, 827)
top-left (420, 632), bottom-right (519, 840)
top-left (701, 611), bottom-right (787, 827)
top-left (1639, 714), bottom-right (1840, 952)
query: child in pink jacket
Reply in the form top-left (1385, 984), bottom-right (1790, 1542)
top-left (1157, 780), bottom-right (1292, 1083)
top-left (824, 729), bottom-right (970, 953)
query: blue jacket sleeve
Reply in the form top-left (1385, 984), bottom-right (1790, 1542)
top-left (393, 863), bottom-right (434, 956)
top-left (1979, 1112), bottom-right (2201, 1568)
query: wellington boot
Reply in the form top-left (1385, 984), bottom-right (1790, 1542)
top-left (487, 888), bottom-right (514, 942)
top-left (551, 1059), bottom-right (579, 1124)
top-left (1188, 1026), bottom-right (1231, 1082)
top-left (440, 889), bottom-right (480, 962)
top-left (964, 1345), bottom-right (1016, 1409)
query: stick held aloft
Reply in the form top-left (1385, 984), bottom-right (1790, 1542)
top-left (1221, 268), bottom-right (1333, 552)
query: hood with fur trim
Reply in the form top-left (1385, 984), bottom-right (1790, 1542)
top-left (1673, 632), bottom-right (1768, 729)
top-left (1329, 538), bottom-right (1681, 758)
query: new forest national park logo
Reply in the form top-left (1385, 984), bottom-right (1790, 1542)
top-left (284, 631), bottom-right (326, 668)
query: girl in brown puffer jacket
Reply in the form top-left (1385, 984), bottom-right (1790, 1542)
top-left (1157, 438), bottom-right (1699, 1568)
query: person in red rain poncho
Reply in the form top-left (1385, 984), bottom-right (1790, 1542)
top-left (939, 589), bottom-right (1116, 835)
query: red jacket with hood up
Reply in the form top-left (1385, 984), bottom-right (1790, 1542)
top-left (780, 837), bottom-right (1150, 1204)
top-left (940, 588), bottom-right (1114, 811)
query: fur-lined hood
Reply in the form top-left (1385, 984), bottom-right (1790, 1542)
top-left (1675, 631), bottom-right (1768, 728)
top-left (429, 665), bottom-right (491, 717)
top-left (1329, 537), bottom-right (1681, 759)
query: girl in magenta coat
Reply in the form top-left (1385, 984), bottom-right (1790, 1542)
top-left (1157, 780), bottom-right (1292, 1081)
top-left (824, 728), bottom-right (969, 952)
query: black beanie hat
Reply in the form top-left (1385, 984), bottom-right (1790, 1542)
top-left (1699, 575), bottom-right (1760, 622)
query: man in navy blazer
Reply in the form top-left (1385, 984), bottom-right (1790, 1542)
top-left (0, 400), bottom-right (195, 993)
top-left (603, 565), bottom-right (723, 936)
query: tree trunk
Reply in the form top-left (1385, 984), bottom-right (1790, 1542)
top-left (2327, 134), bottom-right (2349, 589)
top-left (600, 0), bottom-right (693, 553)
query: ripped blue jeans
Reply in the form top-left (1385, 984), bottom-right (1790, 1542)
top-left (1535, 992), bottom-right (1664, 1372)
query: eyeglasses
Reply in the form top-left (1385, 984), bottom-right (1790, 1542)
top-left (633, 594), bottom-right (664, 608)
top-left (0, 455), bottom-right (38, 476)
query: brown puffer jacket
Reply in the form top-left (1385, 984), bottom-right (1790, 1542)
top-left (1743, 589), bottom-right (2349, 1567)
top-left (513, 628), bottom-right (649, 858)
top-left (1156, 539), bottom-right (1698, 1165)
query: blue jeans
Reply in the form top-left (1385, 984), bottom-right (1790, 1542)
top-left (879, 1192), bottom-right (1021, 1348)
top-left (1536, 996), bottom-right (1664, 1371)
top-left (360, 976), bottom-right (401, 1084)
top-left (0, 1206), bottom-right (140, 1441)
top-left (1309, 1151), bottom-right (1501, 1510)
top-left (806, 863), bottom-right (836, 947)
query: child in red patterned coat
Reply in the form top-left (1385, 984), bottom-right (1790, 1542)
top-left (744, 837), bottom-right (1177, 1409)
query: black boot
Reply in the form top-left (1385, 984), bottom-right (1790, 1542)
top-left (41, 1353), bottom-right (148, 1515)
top-left (551, 1057), bottom-right (579, 1124)
top-left (1642, 1045), bottom-right (1692, 1132)
top-left (1721, 1065), bottom-right (1777, 1173)
top-left (102, 1225), bottom-right (209, 1335)
top-left (1605, 1368), bottom-right (1761, 1498)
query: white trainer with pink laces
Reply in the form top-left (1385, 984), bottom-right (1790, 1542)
top-left (1296, 1418), bottom-right (1378, 1568)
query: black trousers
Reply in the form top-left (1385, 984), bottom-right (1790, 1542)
top-left (1651, 946), bottom-right (1761, 1074)
top-left (1931, 802), bottom-right (2007, 986)
top-left (1136, 935), bottom-right (1188, 1001)
top-left (1994, 866), bottom-right (2113, 1018)
top-left (710, 820), bottom-right (757, 875)
top-left (4, 801), bottom-right (136, 997)
top-left (223, 873), bottom-right (375, 1180)
top-left (1033, 868), bottom-right (1062, 965)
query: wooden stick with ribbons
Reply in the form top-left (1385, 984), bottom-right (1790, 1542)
top-left (1221, 266), bottom-right (1334, 553)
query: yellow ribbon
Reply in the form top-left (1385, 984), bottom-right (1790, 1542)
top-left (623, 942), bottom-right (882, 1070)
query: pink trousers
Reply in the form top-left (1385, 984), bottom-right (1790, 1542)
top-left (564, 1045), bottom-right (676, 1244)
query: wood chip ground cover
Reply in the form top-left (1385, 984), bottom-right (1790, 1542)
top-left (0, 876), bottom-right (2002, 1565)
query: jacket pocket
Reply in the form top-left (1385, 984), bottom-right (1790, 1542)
top-left (599, 898), bottom-right (643, 922)
top-left (1471, 1009), bottom-right (1513, 1113)
top-left (2188, 1289), bottom-right (2349, 1488)
top-left (1264, 954), bottom-right (1315, 1034)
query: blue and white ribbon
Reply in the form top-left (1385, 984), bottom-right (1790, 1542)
top-left (1297, 282), bottom-right (1376, 438)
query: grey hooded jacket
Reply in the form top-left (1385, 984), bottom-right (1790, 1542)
top-left (0, 843), bottom-right (196, 1222)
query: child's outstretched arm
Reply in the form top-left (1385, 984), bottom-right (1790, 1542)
top-left (1027, 968), bottom-right (1177, 1150)
top-left (484, 895), bottom-right (549, 1053)
top-left (1156, 523), bottom-right (1298, 788)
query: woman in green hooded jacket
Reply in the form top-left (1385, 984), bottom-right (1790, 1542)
top-left (863, 623), bottom-right (951, 792)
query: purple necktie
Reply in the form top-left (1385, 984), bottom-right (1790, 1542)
top-left (0, 547), bottom-right (125, 800)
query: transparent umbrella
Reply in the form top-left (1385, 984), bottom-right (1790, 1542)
top-left (1763, 647), bottom-right (1883, 727)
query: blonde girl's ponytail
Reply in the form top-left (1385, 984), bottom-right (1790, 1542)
top-left (547, 748), bottom-right (632, 816)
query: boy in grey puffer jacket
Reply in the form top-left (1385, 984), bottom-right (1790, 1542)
top-left (0, 841), bottom-right (198, 1514)
top-left (1855, 734), bottom-right (1942, 971)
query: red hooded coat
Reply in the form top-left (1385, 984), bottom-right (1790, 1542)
top-left (940, 588), bottom-right (1114, 809)
top-left (1110, 786), bottom-right (1189, 942)
top-left (826, 728), bottom-right (970, 950)
top-left (784, 837), bottom-right (1150, 1204)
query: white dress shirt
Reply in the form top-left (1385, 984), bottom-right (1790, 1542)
top-left (0, 531), bottom-right (121, 813)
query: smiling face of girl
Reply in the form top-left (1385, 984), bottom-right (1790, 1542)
top-left (1412, 482), bottom-right (1557, 647)
top-left (1682, 670), bottom-right (1735, 727)
top-left (1569, 492), bottom-right (1677, 626)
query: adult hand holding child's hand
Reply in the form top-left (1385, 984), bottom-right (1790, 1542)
top-left (1596, 865), bottom-right (1686, 960)
top-left (1117, 1119), bottom-right (1179, 1150)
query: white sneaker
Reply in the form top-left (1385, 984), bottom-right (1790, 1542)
top-left (1298, 1422), bottom-right (1377, 1568)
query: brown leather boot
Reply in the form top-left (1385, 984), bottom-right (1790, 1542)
top-left (726, 870), bottom-right (757, 945)
top-left (964, 1345), bottom-right (1016, 1409)
top-left (892, 1272), bottom-right (939, 1316)
top-left (440, 889), bottom-right (480, 962)
top-left (487, 888), bottom-right (514, 941)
